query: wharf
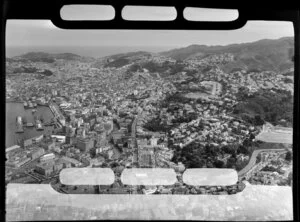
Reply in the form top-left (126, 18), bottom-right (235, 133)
top-left (49, 102), bottom-right (65, 127)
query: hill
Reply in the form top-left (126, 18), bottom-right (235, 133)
top-left (93, 51), bottom-right (153, 69)
top-left (10, 52), bottom-right (95, 63)
top-left (160, 37), bottom-right (294, 72)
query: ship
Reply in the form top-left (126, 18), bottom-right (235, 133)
top-left (16, 116), bottom-right (22, 124)
top-left (35, 119), bottom-right (44, 130)
top-left (15, 116), bottom-right (24, 133)
top-left (26, 122), bottom-right (34, 127)
top-left (23, 101), bottom-right (28, 108)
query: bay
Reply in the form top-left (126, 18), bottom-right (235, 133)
top-left (5, 102), bottom-right (55, 148)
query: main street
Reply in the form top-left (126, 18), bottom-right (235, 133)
top-left (131, 114), bottom-right (139, 166)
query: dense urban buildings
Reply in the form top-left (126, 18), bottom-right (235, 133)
top-left (5, 37), bottom-right (293, 195)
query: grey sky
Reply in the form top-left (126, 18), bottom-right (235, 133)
top-left (6, 20), bottom-right (293, 48)
top-left (6, 7), bottom-right (293, 48)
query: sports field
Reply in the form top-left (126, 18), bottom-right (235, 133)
top-left (255, 131), bottom-right (292, 144)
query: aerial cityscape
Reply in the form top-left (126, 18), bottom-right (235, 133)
top-left (5, 35), bottom-right (294, 199)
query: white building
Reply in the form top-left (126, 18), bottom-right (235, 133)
top-left (51, 135), bottom-right (66, 143)
top-left (40, 153), bottom-right (55, 163)
top-left (6, 145), bottom-right (21, 153)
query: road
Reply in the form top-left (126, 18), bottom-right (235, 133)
top-left (238, 148), bottom-right (287, 177)
top-left (131, 115), bottom-right (139, 165)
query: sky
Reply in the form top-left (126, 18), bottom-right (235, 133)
top-left (5, 6), bottom-right (294, 56)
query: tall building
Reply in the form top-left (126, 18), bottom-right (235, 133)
top-left (76, 137), bottom-right (94, 152)
top-left (23, 138), bottom-right (33, 148)
top-left (35, 162), bottom-right (54, 177)
top-left (66, 136), bottom-right (75, 145)
top-left (96, 132), bottom-right (108, 147)
top-left (66, 126), bottom-right (76, 136)
top-left (28, 147), bottom-right (45, 160)
top-left (66, 125), bottom-right (76, 145)
top-left (150, 137), bottom-right (158, 146)
top-left (138, 147), bottom-right (156, 168)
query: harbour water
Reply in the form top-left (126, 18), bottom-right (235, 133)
top-left (5, 102), bottom-right (55, 147)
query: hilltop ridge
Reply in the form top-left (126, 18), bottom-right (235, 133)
top-left (160, 37), bottom-right (294, 72)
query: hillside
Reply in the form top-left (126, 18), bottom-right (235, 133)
top-left (161, 37), bottom-right (294, 72)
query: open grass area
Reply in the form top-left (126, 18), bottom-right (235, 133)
top-left (184, 92), bottom-right (211, 100)
top-left (256, 131), bottom-right (292, 144)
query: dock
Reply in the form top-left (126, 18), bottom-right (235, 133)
top-left (49, 102), bottom-right (65, 127)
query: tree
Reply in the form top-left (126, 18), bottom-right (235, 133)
top-left (254, 115), bottom-right (264, 126)
top-left (66, 115), bottom-right (71, 122)
top-left (110, 162), bottom-right (119, 168)
top-left (285, 151), bottom-right (292, 162)
top-left (89, 148), bottom-right (96, 158)
top-left (102, 162), bottom-right (108, 167)
top-left (206, 161), bottom-right (214, 168)
top-left (223, 144), bottom-right (237, 156)
top-left (239, 144), bottom-right (250, 155)
top-left (189, 158), bottom-right (205, 168)
top-left (256, 154), bottom-right (262, 164)
top-left (226, 157), bottom-right (236, 168)
top-left (214, 160), bottom-right (225, 168)
top-left (249, 133), bottom-right (255, 140)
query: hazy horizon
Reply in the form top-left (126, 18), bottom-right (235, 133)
top-left (6, 18), bottom-right (294, 58)
top-left (6, 45), bottom-right (175, 58)
top-left (6, 35), bottom-right (294, 59)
